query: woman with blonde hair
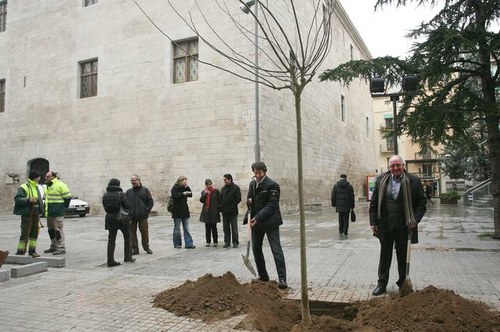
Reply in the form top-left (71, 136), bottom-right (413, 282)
top-left (169, 176), bottom-right (196, 249)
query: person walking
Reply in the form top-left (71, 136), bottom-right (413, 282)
top-left (425, 181), bottom-right (434, 206)
top-left (247, 162), bottom-right (287, 289)
top-left (331, 174), bottom-right (355, 236)
top-left (369, 155), bottom-right (427, 296)
top-left (126, 175), bottom-right (154, 255)
top-left (220, 174), bottom-right (241, 248)
top-left (170, 176), bottom-right (196, 249)
top-left (199, 179), bottom-right (221, 247)
top-left (13, 170), bottom-right (44, 258)
top-left (43, 171), bottom-right (72, 256)
top-left (102, 178), bottom-right (135, 267)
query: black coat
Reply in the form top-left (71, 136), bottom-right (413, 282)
top-left (171, 184), bottom-right (192, 219)
top-left (220, 183), bottom-right (241, 216)
top-left (247, 176), bottom-right (283, 230)
top-left (126, 185), bottom-right (154, 221)
top-left (369, 171), bottom-right (427, 243)
top-left (331, 179), bottom-right (355, 213)
top-left (102, 185), bottom-right (131, 230)
top-left (199, 189), bottom-right (221, 224)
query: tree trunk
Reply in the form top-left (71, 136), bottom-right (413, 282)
top-left (294, 90), bottom-right (311, 324)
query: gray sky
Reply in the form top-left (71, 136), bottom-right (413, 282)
top-left (339, 1), bottom-right (438, 58)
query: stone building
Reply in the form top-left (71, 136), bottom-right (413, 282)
top-left (0, 0), bottom-right (376, 214)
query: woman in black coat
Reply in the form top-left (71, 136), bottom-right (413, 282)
top-left (102, 178), bottom-right (135, 267)
top-left (199, 179), bottom-right (221, 247)
top-left (170, 176), bottom-right (196, 249)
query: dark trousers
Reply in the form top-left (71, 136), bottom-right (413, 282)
top-left (107, 222), bottom-right (132, 263)
top-left (377, 228), bottom-right (408, 287)
top-left (205, 223), bottom-right (218, 244)
top-left (130, 218), bottom-right (150, 253)
top-left (338, 212), bottom-right (349, 234)
top-left (252, 226), bottom-right (286, 282)
top-left (222, 214), bottom-right (239, 245)
top-left (18, 215), bottom-right (39, 254)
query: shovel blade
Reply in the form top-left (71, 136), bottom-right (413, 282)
top-left (400, 277), bottom-right (413, 297)
top-left (242, 254), bottom-right (257, 277)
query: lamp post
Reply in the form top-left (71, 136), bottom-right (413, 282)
top-left (370, 75), bottom-right (419, 156)
top-left (240, 0), bottom-right (260, 162)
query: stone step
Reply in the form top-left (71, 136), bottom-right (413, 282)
top-left (10, 262), bottom-right (48, 278)
top-left (0, 269), bottom-right (10, 282)
top-left (5, 255), bottom-right (65, 268)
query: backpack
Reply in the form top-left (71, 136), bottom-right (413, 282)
top-left (103, 192), bottom-right (121, 214)
top-left (167, 196), bottom-right (174, 213)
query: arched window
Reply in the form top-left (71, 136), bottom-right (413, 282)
top-left (28, 158), bottom-right (49, 184)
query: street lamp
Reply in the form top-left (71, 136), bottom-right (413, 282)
top-left (370, 75), bottom-right (419, 155)
top-left (240, 0), bottom-right (260, 162)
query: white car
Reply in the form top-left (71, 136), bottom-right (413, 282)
top-left (66, 197), bottom-right (90, 217)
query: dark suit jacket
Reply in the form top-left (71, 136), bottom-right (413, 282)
top-left (369, 171), bottom-right (427, 243)
top-left (247, 176), bottom-right (283, 230)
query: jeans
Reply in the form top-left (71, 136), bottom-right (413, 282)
top-left (222, 214), bottom-right (239, 245)
top-left (252, 226), bottom-right (286, 282)
top-left (173, 218), bottom-right (194, 248)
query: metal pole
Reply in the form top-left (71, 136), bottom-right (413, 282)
top-left (390, 95), bottom-right (399, 155)
top-left (254, 1), bottom-right (260, 162)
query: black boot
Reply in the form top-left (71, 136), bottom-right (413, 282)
top-left (107, 241), bottom-right (119, 267)
top-left (124, 238), bottom-right (135, 262)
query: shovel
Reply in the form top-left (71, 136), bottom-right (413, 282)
top-left (242, 209), bottom-right (256, 277)
top-left (400, 229), bottom-right (414, 296)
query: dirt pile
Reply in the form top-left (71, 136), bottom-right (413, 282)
top-left (154, 273), bottom-right (500, 331)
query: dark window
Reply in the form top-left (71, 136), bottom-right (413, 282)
top-left (350, 44), bottom-right (354, 61)
top-left (0, 79), bottom-right (5, 113)
top-left (422, 163), bottom-right (432, 177)
top-left (385, 118), bottom-right (394, 151)
top-left (173, 39), bottom-right (199, 83)
top-left (0, 0), bottom-right (6, 32)
top-left (84, 0), bottom-right (98, 7)
top-left (80, 59), bottom-right (98, 99)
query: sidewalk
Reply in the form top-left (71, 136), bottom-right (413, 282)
top-left (0, 202), bottom-right (498, 331)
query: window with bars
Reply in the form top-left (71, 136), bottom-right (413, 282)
top-left (84, 0), bottom-right (98, 7)
top-left (80, 59), bottom-right (98, 99)
top-left (173, 39), bottom-right (199, 84)
top-left (0, 0), bottom-right (7, 32)
top-left (0, 79), bottom-right (5, 113)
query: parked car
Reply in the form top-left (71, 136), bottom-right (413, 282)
top-left (66, 197), bottom-right (90, 217)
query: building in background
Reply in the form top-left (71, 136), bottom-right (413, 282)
top-left (0, 1), bottom-right (376, 213)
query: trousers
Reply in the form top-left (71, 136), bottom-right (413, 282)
top-left (252, 226), bottom-right (287, 282)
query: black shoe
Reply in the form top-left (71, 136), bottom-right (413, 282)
top-left (132, 251), bottom-right (139, 255)
top-left (44, 248), bottom-right (56, 253)
top-left (278, 280), bottom-right (288, 289)
top-left (145, 248), bottom-right (153, 254)
top-left (372, 285), bottom-right (386, 296)
top-left (185, 246), bottom-right (196, 249)
top-left (174, 246), bottom-right (182, 249)
top-left (233, 244), bottom-right (239, 248)
top-left (107, 261), bottom-right (121, 267)
top-left (344, 231), bottom-right (348, 235)
top-left (124, 258), bottom-right (136, 263)
top-left (15, 251), bottom-right (25, 255)
top-left (257, 276), bottom-right (269, 282)
top-left (223, 244), bottom-right (230, 248)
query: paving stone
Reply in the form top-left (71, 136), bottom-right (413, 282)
top-left (5, 255), bottom-right (33, 265)
top-left (34, 256), bottom-right (65, 268)
top-left (0, 269), bottom-right (10, 282)
top-left (10, 262), bottom-right (48, 278)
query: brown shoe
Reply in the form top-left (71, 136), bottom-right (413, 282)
top-left (30, 252), bottom-right (41, 258)
top-left (0, 250), bottom-right (9, 268)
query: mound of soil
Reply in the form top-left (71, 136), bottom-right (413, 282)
top-left (154, 272), bottom-right (500, 331)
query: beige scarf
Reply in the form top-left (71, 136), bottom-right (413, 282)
top-left (377, 171), bottom-right (417, 227)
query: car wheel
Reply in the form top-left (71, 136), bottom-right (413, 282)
top-left (79, 213), bottom-right (86, 217)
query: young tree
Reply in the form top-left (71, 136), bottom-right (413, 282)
top-left (132, 0), bottom-right (338, 324)
top-left (320, 0), bottom-right (500, 237)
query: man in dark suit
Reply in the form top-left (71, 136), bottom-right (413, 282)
top-left (331, 174), bottom-right (355, 235)
top-left (369, 155), bottom-right (427, 296)
top-left (247, 161), bottom-right (287, 289)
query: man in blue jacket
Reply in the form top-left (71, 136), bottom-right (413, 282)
top-left (247, 162), bottom-right (287, 289)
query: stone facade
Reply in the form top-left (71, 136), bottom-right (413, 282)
top-left (0, 0), bottom-right (376, 214)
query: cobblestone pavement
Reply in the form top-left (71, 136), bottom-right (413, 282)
top-left (0, 202), bottom-right (498, 331)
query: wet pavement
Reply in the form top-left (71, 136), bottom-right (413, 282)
top-left (0, 201), bottom-right (498, 331)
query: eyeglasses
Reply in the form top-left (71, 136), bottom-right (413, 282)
top-left (390, 163), bottom-right (402, 168)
